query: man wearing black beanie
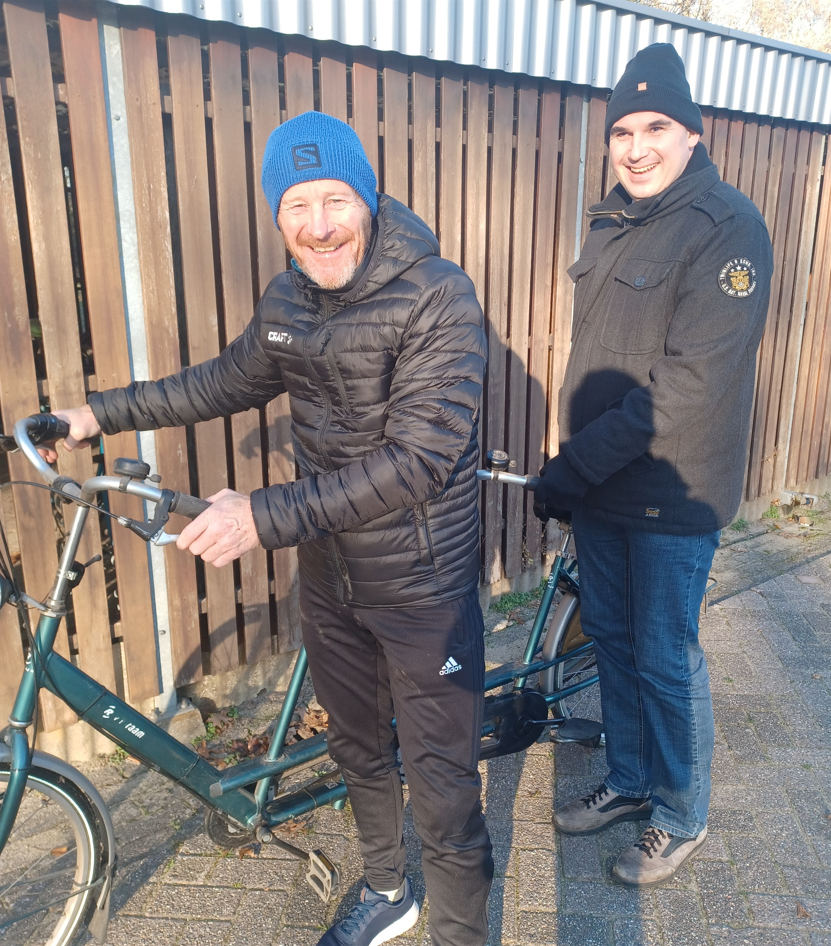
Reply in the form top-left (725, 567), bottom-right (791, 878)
top-left (535, 43), bottom-right (773, 886)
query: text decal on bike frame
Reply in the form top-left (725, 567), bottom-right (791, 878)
top-left (102, 704), bottom-right (146, 738)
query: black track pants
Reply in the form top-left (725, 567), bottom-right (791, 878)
top-left (299, 576), bottom-right (493, 946)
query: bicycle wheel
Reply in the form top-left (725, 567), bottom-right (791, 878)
top-left (549, 602), bottom-right (602, 724)
top-left (0, 764), bottom-right (103, 946)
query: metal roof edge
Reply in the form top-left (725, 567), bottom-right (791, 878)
top-left (598, 0), bottom-right (831, 64)
top-left (101, 0), bottom-right (831, 125)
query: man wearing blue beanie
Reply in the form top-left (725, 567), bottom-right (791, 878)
top-left (535, 44), bottom-right (773, 886)
top-left (47, 112), bottom-right (491, 945)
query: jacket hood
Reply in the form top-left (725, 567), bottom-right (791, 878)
top-left (291, 194), bottom-right (440, 306)
top-left (588, 143), bottom-right (720, 225)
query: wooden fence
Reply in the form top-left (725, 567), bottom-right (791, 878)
top-left (1, 0), bottom-right (830, 731)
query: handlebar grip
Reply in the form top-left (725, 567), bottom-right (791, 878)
top-left (169, 492), bottom-right (211, 520)
top-left (26, 413), bottom-right (71, 446)
top-left (524, 475), bottom-right (541, 491)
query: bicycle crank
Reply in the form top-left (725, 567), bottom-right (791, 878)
top-left (479, 690), bottom-right (549, 759)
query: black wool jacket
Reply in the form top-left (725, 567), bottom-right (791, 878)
top-left (556, 144), bottom-right (773, 534)
top-left (89, 196), bottom-right (487, 607)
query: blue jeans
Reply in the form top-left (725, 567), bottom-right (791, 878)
top-left (572, 510), bottom-right (719, 837)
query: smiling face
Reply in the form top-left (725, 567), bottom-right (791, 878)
top-left (277, 179), bottom-right (372, 290)
top-left (608, 112), bottom-right (700, 200)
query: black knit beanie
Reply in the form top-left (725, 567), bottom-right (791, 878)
top-left (604, 43), bottom-right (703, 143)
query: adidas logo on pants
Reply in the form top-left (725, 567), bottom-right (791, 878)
top-left (440, 656), bottom-right (462, 675)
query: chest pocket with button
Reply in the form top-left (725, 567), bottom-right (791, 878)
top-left (601, 259), bottom-right (676, 354)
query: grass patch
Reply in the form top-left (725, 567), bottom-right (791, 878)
top-left (490, 577), bottom-right (546, 614)
top-left (729, 518), bottom-right (748, 532)
top-left (761, 504), bottom-right (780, 520)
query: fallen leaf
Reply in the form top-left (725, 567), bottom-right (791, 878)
top-left (237, 846), bottom-right (256, 858)
top-left (50, 846), bottom-right (68, 857)
top-left (796, 902), bottom-right (811, 919)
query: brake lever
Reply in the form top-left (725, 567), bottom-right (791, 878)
top-left (150, 530), bottom-right (180, 547)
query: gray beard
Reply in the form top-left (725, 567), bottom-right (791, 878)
top-left (301, 255), bottom-right (361, 290)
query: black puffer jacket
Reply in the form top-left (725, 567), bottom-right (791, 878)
top-left (89, 196), bottom-right (487, 607)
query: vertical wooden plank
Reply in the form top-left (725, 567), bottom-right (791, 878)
top-left (759, 125), bottom-right (800, 496)
top-left (774, 129), bottom-right (824, 491)
top-left (749, 122), bottom-right (772, 215)
top-left (59, 0), bottom-right (160, 700)
top-left (381, 55), bottom-right (409, 203)
top-left (787, 133), bottom-right (831, 486)
top-left (525, 82), bottom-right (561, 564)
top-left (582, 90), bottom-right (607, 220)
top-left (736, 120), bottom-right (758, 199)
top-left (411, 63), bottom-right (436, 232)
top-left (0, 25), bottom-right (69, 729)
top-left (812, 148), bottom-right (831, 478)
top-left (463, 76), bottom-right (489, 309)
top-left (208, 22), bottom-right (271, 666)
top-left (438, 65), bottom-right (463, 265)
top-left (482, 80), bottom-right (514, 585)
top-left (118, 5), bottom-right (203, 678)
top-left (351, 48), bottom-right (379, 178)
top-left (4, 0), bottom-right (115, 709)
top-left (548, 89), bottom-right (584, 458)
top-left (282, 35), bottom-right (314, 117)
top-left (700, 112), bottom-right (714, 153)
top-left (166, 24), bottom-right (235, 682)
top-left (247, 33), bottom-right (285, 286)
top-left (723, 116), bottom-right (744, 189)
top-left (0, 490), bottom-right (25, 722)
top-left (709, 111), bottom-right (730, 177)
top-left (504, 82), bottom-right (538, 579)
top-left (746, 123), bottom-right (789, 498)
top-left (761, 126), bottom-right (807, 494)
top-left (319, 44), bottom-right (347, 121)
top-left (248, 33), bottom-right (300, 654)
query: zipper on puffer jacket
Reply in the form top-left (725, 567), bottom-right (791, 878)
top-left (303, 294), bottom-right (351, 600)
top-left (302, 295), bottom-right (335, 474)
top-left (413, 503), bottom-right (434, 567)
top-left (326, 536), bottom-right (353, 603)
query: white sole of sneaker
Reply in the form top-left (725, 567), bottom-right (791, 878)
top-left (368, 901), bottom-right (420, 946)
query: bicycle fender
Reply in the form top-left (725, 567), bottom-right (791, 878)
top-left (539, 591), bottom-right (580, 696)
top-left (0, 744), bottom-right (117, 942)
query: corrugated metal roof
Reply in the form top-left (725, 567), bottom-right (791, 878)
top-left (112, 0), bottom-right (831, 125)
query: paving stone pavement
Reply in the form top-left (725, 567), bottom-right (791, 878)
top-left (27, 522), bottom-right (831, 945)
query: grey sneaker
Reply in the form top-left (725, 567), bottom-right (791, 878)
top-left (554, 783), bottom-right (652, 835)
top-left (316, 877), bottom-right (419, 946)
top-left (613, 825), bottom-right (708, 887)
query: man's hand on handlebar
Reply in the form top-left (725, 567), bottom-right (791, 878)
top-left (176, 488), bottom-right (261, 568)
top-left (36, 405), bottom-right (101, 462)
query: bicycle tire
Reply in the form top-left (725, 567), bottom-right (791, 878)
top-left (0, 764), bottom-right (103, 946)
top-left (549, 603), bottom-right (602, 724)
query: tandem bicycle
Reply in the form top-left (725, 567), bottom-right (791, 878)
top-left (0, 415), bottom-right (601, 945)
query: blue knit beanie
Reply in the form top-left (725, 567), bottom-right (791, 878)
top-left (605, 44), bottom-right (703, 143)
top-left (261, 111), bottom-right (378, 221)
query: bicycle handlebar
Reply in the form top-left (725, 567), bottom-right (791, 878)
top-left (14, 415), bottom-right (81, 498)
top-left (169, 492), bottom-right (212, 520)
top-left (476, 469), bottom-right (540, 491)
top-left (14, 414), bottom-right (210, 539)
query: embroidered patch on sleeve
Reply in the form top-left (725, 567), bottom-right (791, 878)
top-left (718, 258), bottom-right (757, 298)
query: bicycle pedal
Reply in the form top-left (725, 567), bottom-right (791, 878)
top-left (553, 718), bottom-right (604, 747)
top-left (306, 849), bottom-right (339, 903)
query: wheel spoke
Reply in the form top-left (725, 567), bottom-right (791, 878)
top-left (0, 767), bottom-right (101, 946)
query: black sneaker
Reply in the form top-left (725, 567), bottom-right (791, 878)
top-left (317, 878), bottom-right (419, 946)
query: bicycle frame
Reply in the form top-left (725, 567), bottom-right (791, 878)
top-left (0, 430), bottom-right (598, 863)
